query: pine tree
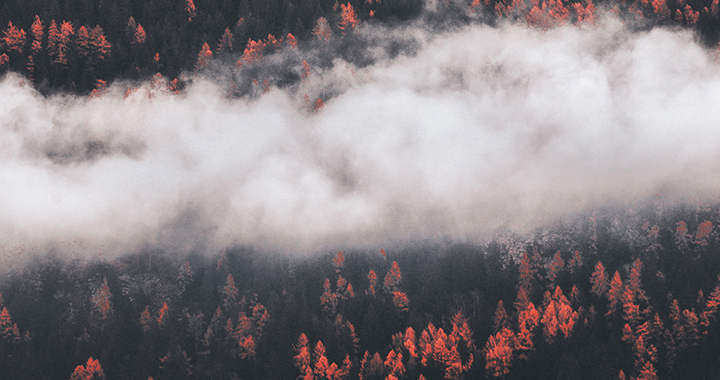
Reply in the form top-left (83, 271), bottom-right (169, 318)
top-left (125, 16), bottom-right (137, 38)
top-left (157, 302), bottom-right (169, 326)
top-left (607, 271), bottom-right (623, 316)
top-left (392, 291), bottom-right (410, 312)
top-left (222, 274), bottom-right (238, 308)
top-left (514, 286), bottom-right (530, 314)
top-left (30, 16), bottom-right (43, 56)
top-left (384, 261), bottom-right (402, 292)
top-left (314, 341), bottom-right (330, 378)
top-left (237, 39), bottom-right (264, 66)
top-left (618, 369), bottom-right (626, 380)
top-left (384, 349), bottom-right (405, 378)
top-left (140, 306), bottom-right (152, 332)
top-left (0, 307), bottom-right (19, 342)
top-left (492, 300), bottom-right (509, 333)
top-left (320, 278), bottom-right (339, 314)
top-left (367, 270), bottom-right (377, 295)
top-left (186, 0), bottom-right (197, 21)
top-left (338, 4), bottom-right (361, 32)
top-left (333, 251), bottom-right (345, 272)
top-left (2, 22), bottom-right (26, 55)
top-left (404, 327), bottom-right (418, 358)
top-left (700, 282), bottom-right (720, 331)
top-left (217, 28), bottom-right (233, 52)
top-left (132, 24), bottom-right (146, 45)
top-left (675, 221), bottom-right (690, 250)
top-left (76, 26), bottom-right (91, 58)
top-left (70, 357), bottom-right (106, 380)
top-left (286, 33), bottom-right (298, 47)
top-left (695, 220), bottom-right (712, 245)
top-left (541, 287), bottom-right (578, 342)
top-left (636, 359), bottom-right (658, 380)
top-left (449, 312), bottom-right (476, 376)
top-left (177, 262), bottom-right (194, 292)
top-left (26, 55), bottom-right (35, 79)
top-left (49, 21), bottom-right (73, 66)
top-left (91, 277), bottom-right (113, 320)
top-left (627, 259), bottom-right (647, 303)
top-left (294, 333), bottom-right (314, 380)
top-left (47, 20), bottom-right (60, 62)
top-left (302, 60), bottom-right (311, 81)
top-left (590, 261), bottom-right (609, 298)
top-left (568, 250), bottom-right (583, 274)
top-left (195, 42), bottom-right (212, 69)
top-left (484, 327), bottom-right (514, 378)
top-left (515, 301), bottom-right (540, 357)
top-left (312, 17), bottom-right (331, 41)
top-left (518, 252), bottom-right (538, 292)
top-left (88, 26), bottom-right (110, 76)
top-left (554, 287), bottom-right (578, 339)
top-left (547, 251), bottom-right (564, 285)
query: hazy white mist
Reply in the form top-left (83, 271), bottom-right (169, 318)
top-left (2, 16), bottom-right (720, 261)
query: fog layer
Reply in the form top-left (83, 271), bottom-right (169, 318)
top-left (2, 17), bottom-right (720, 259)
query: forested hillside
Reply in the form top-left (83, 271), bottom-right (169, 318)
top-left (1, 0), bottom-right (720, 93)
top-left (3, 1), bottom-right (720, 379)
top-left (2, 201), bottom-right (720, 379)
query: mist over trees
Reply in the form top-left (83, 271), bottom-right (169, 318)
top-left (2, 201), bottom-right (720, 379)
top-left (4, 1), bottom-right (720, 379)
top-left (1, 0), bottom-right (720, 93)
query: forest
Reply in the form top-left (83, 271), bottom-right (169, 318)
top-left (2, 199), bottom-right (720, 379)
top-left (3, 0), bottom-right (720, 379)
top-left (1, 0), bottom-right (720, 94)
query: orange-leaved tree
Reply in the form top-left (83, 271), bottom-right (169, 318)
top-left (484, 327), bottom-right (514, 378)
top-left (338, 4), bottom-right (361, 32)
top-left (2, 22), bottom-right (26, 55)
top-left (312, 17), bottom-right (331, 41)
top-left (216, 28), bottom-right (233, 53)
top-left (91, 277), bottom-right (113, 320)
top-left (195, 42), bottom-right (212, 69)
top-left (0, 307), bottom-right (20, 342)
top-left (607, 271), bottom-right (623, 317)
top-left (69, 357), bottom-right (105, 380)
top-left (294, 335), bottom-right (352, 380)
top-left (546, 251), bottom-right (564, 286)
top-left (515, 300), bottom-right (540, 359)
top-left (286, 33), bottom-right (298, 48)
top-left (590, 261), bottom-right (609, 298)
top-left (492, 300), bottom-right (510, 334)
top-left (132, 24), bottom-right (146, 45)
top-left (222, 274), bottom-right (239, 309)
top-left (186, 0), bottom-right (197, 21)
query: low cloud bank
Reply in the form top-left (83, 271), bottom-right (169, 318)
top-left (2, 16), bottom-right (720, 261)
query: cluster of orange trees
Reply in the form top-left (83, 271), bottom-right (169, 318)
top-left (3, 201), bottom-right (720, 379)
top-left (2, 0), bottom-right (720, 94)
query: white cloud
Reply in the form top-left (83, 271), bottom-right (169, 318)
top-left (1, 17), bottom-right (720, 262)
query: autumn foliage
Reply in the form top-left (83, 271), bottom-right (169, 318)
top-left (0, 307), bottom-right (20, 342)
top-left (312, 17), bottom-right (332, 41)
top-left (195, 42), bottom-right (212, 70)
top-left (338, 4), bottom-right (361, 32)
top-left (2, 22), bottom-right (26, 55)
top-left (0, 0), bottom-right (718, 96)
top-left (3, 201), bottom-right (720, 379)
top-left (91, 277), bottom-right (113, 320)
top-left (295, 334), bottom-right (352, 380)
top-left (69, 357), bottom-right (105, 380)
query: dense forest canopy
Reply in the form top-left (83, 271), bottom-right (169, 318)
top-left (1, 0), bottom-right (720, 93)
top-left (4, 0), bottom-right (720, 380)
top-left (3, 201), bottom-right (720, 379)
